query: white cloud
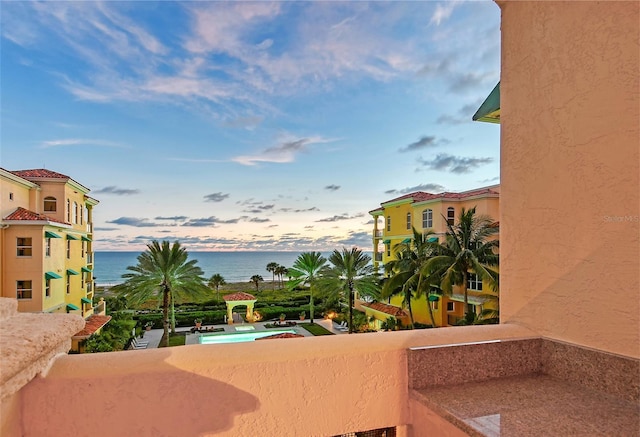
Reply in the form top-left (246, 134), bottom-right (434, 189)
top-left (231, 135), bottom-right (335, 166)
top-left (39, 138), bottom-right (125, 148)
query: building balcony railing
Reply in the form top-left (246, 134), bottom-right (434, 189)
top-left (93, 299), bottom-right (106, 316)
top-left (86, 253), bottom-right (93, 264)
top-left (374, 230), bottom-right (383, 238)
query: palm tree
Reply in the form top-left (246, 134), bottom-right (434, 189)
top-left (287, 252), bottom-right (327, 324)
top-left (250, 274), bottom-right (264, 292)
top-left (208, 273), bottom-right (226, 302)
top-left (274, 265), bottom-right (288, 288)
top-left (382, 227), bottom-right (441, 328)
top-left (112, 240), bottom-right (208, 347)
top-left (266, 262), bottom-right (278, 290)
top-left (420, 207), bottom-right (499, 322)
top-left (317, 247), bottom-right (379, 333)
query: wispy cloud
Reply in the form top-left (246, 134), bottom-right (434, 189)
top-left (204, 192), bottom-right (230, 202)
top-left (418, 154), bottom-right (493, 174)
top-left (399, 136), bottom-right (449, 152)
top-left (93, 186), bottom-right (139, 195)
top-left (325, 184), bottom-right (340, 191)
top-left (231, 135), bottom-right (334, 166)
top-left (316, 213), bottom-right (363, 223)
top-left (155, 216), bottom-right (188, 221)
top-left (107, 217), bottom-right (156, 227)
top-left (39, 138), bottom-right (125, 148)
top-left (430, 1), bottom-right (460, 26)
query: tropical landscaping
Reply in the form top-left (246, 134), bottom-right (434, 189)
top-left (88, 207), bottom-right (499, 352)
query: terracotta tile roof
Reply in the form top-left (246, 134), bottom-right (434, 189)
top-left (73, 315), bottom-right (112, 338)
top-left (256, 333), bottom-right (304, 340)
top-left (10, 169), bottom-right (70, 179)
top-left (3, 207), bottom-right (69, 225)
top-left (223, 292), bottom-right (257, 301)
top-left (361, 302), bottom-right (408, 317)
top-left (381, 186), bottom-right (500, 206)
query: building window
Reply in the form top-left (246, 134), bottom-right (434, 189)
top-left (66, 199), bottom-right (70, 222)
top-left (45, 238), bottom-right (52, 257)
top-left (73, 202), bottom-right (78, 224)
top-left (9, 192), bottom-right (13, 200)
top-left (447, 207), bottom-right (455, 225)
top-left (467, 273), bottom-right (483, 291)
top-left (17, 281), bottom-right (32, 299)
top-left (16, 238), bottom-right (32, 257)
top-left (386, 216), bottom-right (391, 232)
top-left (80, 205), bottom-right (84, 224)
top-left (81, 274), bottom-right (85, 290)
top-left (422, 209), bottom-right (433, 228)
top-left (44, 196), bottom-right (57, 212)
top-left (386, 243), bottom-right (391, 257)
top-left (66, 276), bottom-right (71, 294)
top-left (406, 212), bottom-right (411, 230)
top-left (447, 301), bottom-right (455, 312)
top-left (45, 279), bottom-right (51, 297)
top-left (67, 240), bottom-right (71, 259)
top-left (81, 241), bottom-right (85, 258)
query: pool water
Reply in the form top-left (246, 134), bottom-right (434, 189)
top-left (198, 329), bottom-right (298, 345)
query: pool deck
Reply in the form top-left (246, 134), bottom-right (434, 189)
top-left (137, 318), bottom-right (347, 349)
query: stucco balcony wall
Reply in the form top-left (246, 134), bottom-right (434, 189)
top-left (17, 324), bottom-right (535, 437)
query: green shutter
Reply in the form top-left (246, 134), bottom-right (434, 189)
top-left (45, 231), bottom-right (61, 239)
top-left (81, 236), bottom-right (92, 242)
top-left (81, 266), bottom-right (92, 273)
top-left (66, 234), bottom-right (79, 240)
top-left (81, 297), bottom-right (92, 304)
top-left (66, 303), bottom-right (80, 311)
top-left (67, 269), bottom-right (79, 275)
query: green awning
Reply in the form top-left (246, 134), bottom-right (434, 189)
top-left (472, 82), bottom-right (500, 123)
top-left (401, 238), bottom-right (411, 244)
top-left (45, 231), bottom-right (61, 239)
top-left (45, 271), bottom-right (62, 280)
top-left (383, 239), bottom-right (391, 244)
top-left (66, 234), bottom-right (79, 240)
top-left (66, 303), bottom-right (80, 311)
top-left (67, 269), bottom-right (79, 275)
top-left (81, 297), bottom-right (92, 304)
top-left (81, 266), bottom-right (92, 273)
top-left (428, 294), bottom-right (440, 302)
top-left (427, 237), bottom-right (439, 243)
top-left (81, 236), bottom-right (92, 242)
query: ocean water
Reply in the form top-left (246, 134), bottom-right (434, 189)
top-left (94, 251), bottom-right (339, 286)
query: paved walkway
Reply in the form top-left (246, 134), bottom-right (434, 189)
top-left (133, 318), bottom-right (349, 349)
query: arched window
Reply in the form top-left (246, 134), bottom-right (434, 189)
top-left (386, 216), bottom-right (391, 232)
top-left (422, 209), bottom-right (433, 228)
top-left (73, 202), bottom-right (78, 224)
top-left (44, 196), bottom-right (57, 212)
top-left (447, 207), bottom-right (455, 225)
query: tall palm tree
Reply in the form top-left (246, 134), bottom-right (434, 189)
top-left (317, 247), bottom-right (379, 333)
top-left (250, 275), bottom-right (264, 292)
top-left (287, 252), bottom-right (327, 324)
top-left (420, 207), bottom-right (499, 322)
top-left (266, 262), bottom-right (278, 290)
top-left (208, 273), bottom-right (226, 302)
top-left (383, 227), bottom-right (442, 328)
top-left (274, 265), bottom-right (288, 288)
top-left (112, 240), bottom-right (208, 347)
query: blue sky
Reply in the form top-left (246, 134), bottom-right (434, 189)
top-left (1, 1), bottom-right (501, 252)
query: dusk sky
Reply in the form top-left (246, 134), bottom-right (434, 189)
top-left (1, 1), bottom-right (501, 252)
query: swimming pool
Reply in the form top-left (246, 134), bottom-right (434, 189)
top-left (198, 329), bottom-right (299, 345)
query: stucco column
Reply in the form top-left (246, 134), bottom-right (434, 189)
top-left (226, 305), bottom-right (233, 325)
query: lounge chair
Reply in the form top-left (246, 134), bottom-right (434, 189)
top-left (335, 321), bottom-right (349, 331)
top-left (129, 337), bottom-right (149, 350)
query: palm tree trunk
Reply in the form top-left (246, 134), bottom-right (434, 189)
top-left (162, 287), bottom-right (170, 348)
top-left (427, 300), bottom-right (437, 328)
top-left (462, 271), bottom-right (469, 321)
top-left (348, 281), bottom-right (354, 334)
top-left (309, 287), bottom-right (314, 324)
top-left (170, 293), bottom-right (176, 334)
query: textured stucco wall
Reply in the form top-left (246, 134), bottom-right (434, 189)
top-left (20, 324), bottom-right (534, 437)
top-left (499, 0), bottom-right (640, 358)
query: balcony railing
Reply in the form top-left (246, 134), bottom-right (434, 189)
top-left (374, 230), bottom-right (383, 238)
top-left (93, 299), bottom-right (106, 316)
top-left (86, 253), bottom-right (93, 264)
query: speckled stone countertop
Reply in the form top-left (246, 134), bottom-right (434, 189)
top-left (412, 373), bottom-right (639, 437)
top-left (408, 338), bottom-right (640, 437)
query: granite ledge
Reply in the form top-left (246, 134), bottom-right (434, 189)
top-left (0, 298), bottom-right (85, 400)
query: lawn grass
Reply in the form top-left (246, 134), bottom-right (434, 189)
top-left (300, 323), bottom-right (334, 336)
top-left (158, 332), bottom-right (187, 347)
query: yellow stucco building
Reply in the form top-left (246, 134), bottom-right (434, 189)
top-left (368, 185), bottom-right (500, 327)
top-left (0, 168), bottom-right (108, 347)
